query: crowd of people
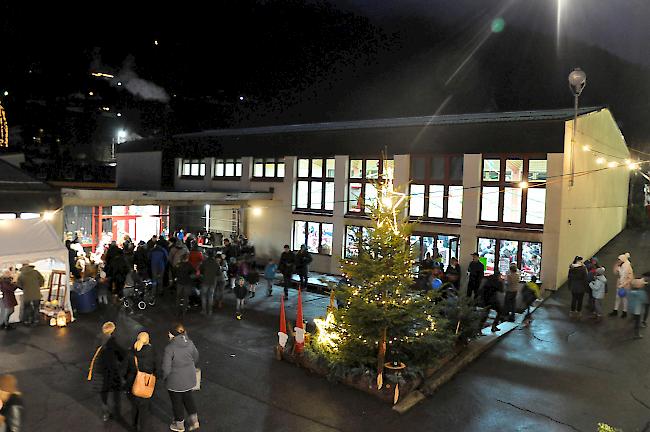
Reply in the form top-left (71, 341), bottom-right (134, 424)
top-left (87, 321), bottom-right (200, 432)
top-left (65, 229), bottom-right (320, 321)
top-left (567, 252), bottom-right (650, 338)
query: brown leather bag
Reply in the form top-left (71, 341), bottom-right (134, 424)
top-left (131, 356), bottom-right (156, 398)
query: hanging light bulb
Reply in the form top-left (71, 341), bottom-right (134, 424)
top-left (607, 161), bottom-right (618, 168)
top-left (582, 145), bottom-right (591, 151)
top-left (596, 157), bottom-right (605, 165)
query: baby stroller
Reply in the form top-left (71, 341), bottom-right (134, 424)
top-left (123, 278), bottom-right (155, 311)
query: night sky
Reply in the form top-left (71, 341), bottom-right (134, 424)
top-left (1, 0), bottom-right (649, 161)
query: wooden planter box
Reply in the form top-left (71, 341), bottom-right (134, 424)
top-left (279, 344), bottom-right (465, 403)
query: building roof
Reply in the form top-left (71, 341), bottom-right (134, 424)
top-left (0, 159), bottom-right (61, 212)
top-left (118, 106), bottom-right (606, 157)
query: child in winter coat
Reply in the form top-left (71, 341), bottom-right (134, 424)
top-left (264, 259), bottom-right (278, 297)
top-left (589, 267), bottom-right (607, 321)
top-left (246, 264), bottom-right (260, 298)
top-left (234, 277), bottom-right (249, 320)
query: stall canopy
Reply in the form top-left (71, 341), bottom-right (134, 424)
top-left (0, 218), bottom-right (72, 316)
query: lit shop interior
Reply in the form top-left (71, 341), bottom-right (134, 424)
top-left (64, 205), bottom-right (170, 253)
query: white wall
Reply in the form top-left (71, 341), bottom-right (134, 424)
top-left (555, 108), bottom-right (630, 287)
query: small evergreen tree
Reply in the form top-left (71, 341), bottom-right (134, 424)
top-left (311, 182), bottom-right (458, 378)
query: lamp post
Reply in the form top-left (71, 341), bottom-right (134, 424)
top-left (568, 68), bottom-right (586, 187)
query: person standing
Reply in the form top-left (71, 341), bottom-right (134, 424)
top-left (125, 332), bottom-right (156, 432)
top-left (0, 271), bottom-right (17, 330)
top-left (169, 240), bottom-right (190, 288)
top-left (222, 238), bottom-right (238, 263)
top-left (162, 324), bottom-right (200, 432)
top-left (175, 254), bottom-right (196, 318)
top-left (568, 256), bottom-right (588, 320)
top-left (149, 241), bottom-right (169, 298)
top-left (66, 239), bottom-right (81, 280)
top-left (214, 256), bottom-right (227, 309)
top-left (279, 245), bottom-right (296, 300)
top-left (16, 262), bottom-right (44, 326)
top-left (188, 246), bottom-right (204, 273)
top-left (198, 252), bottom-right (219, 316)
top-left (295, 245), bottom-right (313, 291)
top-left (609, 252), bottom-right (634, 318)
top-left (234, 277), bottom-right (249, 320)
top-left (467, 252), bottom-right (485, 299)
top-left (504, 263), bottom-right (521, 322)
top-left (264, 258), bottom-right (278, 297)
top-left (133, 241), bottom-right (150, 277)
top-left (445, 257), bottom-right (461, 290)
top-left (88, 321), bottom-right (125, 422)
top-left (0, 374), bottom-right (23, 432)
top-left (589, 267), bottom-right (607, 322)
top-left (481, 272), bottom-right (504, 332)
top-left (629, 276), bottom-right (649, 339)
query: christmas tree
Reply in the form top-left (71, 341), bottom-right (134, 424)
top-left (311, 181), bottom-right (468, 381)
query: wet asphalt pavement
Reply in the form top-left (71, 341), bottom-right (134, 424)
top-left (2, 229), bottom-right (650, 431)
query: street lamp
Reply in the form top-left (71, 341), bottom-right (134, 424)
top-left (112, 129), bottom-right (128, 159)
top-left (568, 68), bottom-right (586, 187)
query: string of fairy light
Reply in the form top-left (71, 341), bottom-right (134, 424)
top-left (0, 102), bottom-right (8, 148)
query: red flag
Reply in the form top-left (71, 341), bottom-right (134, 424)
top-left (279, 295), bottom-right (287, 334)
top-left (294, 288), bottom-right (305, 353)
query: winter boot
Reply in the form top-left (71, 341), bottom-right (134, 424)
top-left (188, 414), bottom-right (200, 431)
top-left (621, 311), bottom-right (628, 319)
top-left (634, 315), bottom-right (643, 339)
top-left (608, 310), bottom-right (618, 317)
top-left (170, 420), bottom-right (185, 432)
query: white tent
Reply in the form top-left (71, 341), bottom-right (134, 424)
top-left (0, 218), bottom-right (73, 320)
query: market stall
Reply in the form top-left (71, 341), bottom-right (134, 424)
top-left (0, 218), bottom-right (73, 324)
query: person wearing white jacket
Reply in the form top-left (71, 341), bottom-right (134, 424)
top-left (589, 267), bottom-right (607, 321)
top-left (609, 252), bottom-right (633, 318)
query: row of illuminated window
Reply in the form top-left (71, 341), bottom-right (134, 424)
top-left (181, 158), bottom-right (285, 179)
top-left (480, 187), bottom-right (545, 225)
top-left (292, 220), bottom-right (333, 255)
top-left (409, 185), bottom-right (463, 219)
top-left (295, 158), bottom-right (336, 211)
top-left (477, 237), bottom-right (542, 281)
top-left (482, 158), bottom-right (547, 182)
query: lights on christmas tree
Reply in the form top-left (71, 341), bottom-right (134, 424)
top-left (314, 311), bottom-right (340, 350)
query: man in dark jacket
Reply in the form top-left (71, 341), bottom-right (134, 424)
top-left (149, 243), bottom-right (168, 298)
top-left (445, 257), bottom-right (461, 290)
top-left (467, 252), bottom-right (485, 299)
top-left (222, 238), bottom-right (239, 262)
top-left (133, 241), bottom-right (149, 277)
top-left (66, 240), bottom-right (81, 280)
top-left (279, 245), bottom-right (296, 300)
top-left (199, 252), bottom-right (220, 315)
top-left (175, 254), bottom-right (196, 317)
top-left (295, 245), bottom-right (313, 291)
top-left (480, 272), bottom-right (504, 332)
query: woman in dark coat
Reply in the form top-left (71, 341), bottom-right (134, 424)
top-left (0, 374), bottom-right (23, 432)
top-left (568, 256), bottom-right (589, 319)
top-left (88, 321), bottom-right (125, 422)
top-left (125, 332), bottom-right (157, 432)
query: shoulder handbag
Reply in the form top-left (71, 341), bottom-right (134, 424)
top-left (87, 346), bottom-right (103, 381)
top-left (132, 355), bottom-right (156, 398)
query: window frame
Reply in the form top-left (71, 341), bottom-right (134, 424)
top-left (179, 158), bottom-right (206, 179)
top-left (293, 220), bottom-right (333, 255)
top-left (294, 157), bottom-right (335, 214)
top-left (344, 224), bottom-right (375, 258)
top-left (346, 157), bottom-right (394, 216)
top-left (252, 157), bottom-right (285, 181)
top-left (476, 236), bottom-right (542, 281)
top-left (479, 155), bottom-right (547, 229)
top-left (213, 158), bottom-right (242, 179)
top-left (409, 154), bottom-right (464, 223)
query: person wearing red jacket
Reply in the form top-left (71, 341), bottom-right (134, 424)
top-left (0, 271), bottom-right (17, 330)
